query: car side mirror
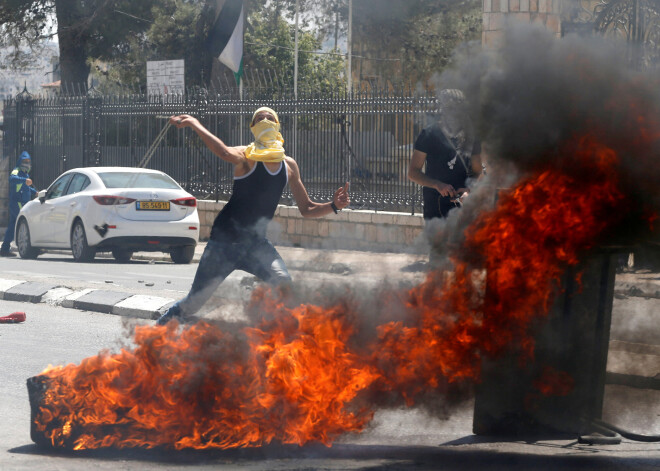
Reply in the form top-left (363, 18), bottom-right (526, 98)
top-left (38, 189), bottom-right (47, 204)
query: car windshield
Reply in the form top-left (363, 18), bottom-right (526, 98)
top-left (98, 172), bottom-right (181, 189)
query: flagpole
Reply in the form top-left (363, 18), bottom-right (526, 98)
top-left (293, 0), bottom-right (299, 159)
top-left (347, 0), bottom-right (352, 95)
top-left (346, 0), bottom-right (353, 185)
top-left (294, 0), bottom-right (299, 100)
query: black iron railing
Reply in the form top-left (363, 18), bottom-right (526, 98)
top-left (3, 86), bottom-right (443, 214)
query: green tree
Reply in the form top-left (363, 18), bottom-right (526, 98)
top-left (0, 0), bottom-right (160, 91)
top-left (350, 0), bottom-right (482, 87)
top-left (2, 0), bottom-right (475, 94)
top-left (95, 0), bottom-right (211, 92)
top-left (98, 0), bottom-right (345, 93)
top-left (0, 1), bottom-right (55, 71)
top-left (273, 0), bottom-right (482, 87)
top-left (243, 6), bottom-right (345, 92)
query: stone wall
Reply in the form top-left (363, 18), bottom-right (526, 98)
top-left (483, 0), bottom-right (562, 48)
top-left (197, 200), bottom-right (427, 254)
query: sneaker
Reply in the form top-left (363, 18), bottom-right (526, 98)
top-left (0, 251), bottom-right (17, 257)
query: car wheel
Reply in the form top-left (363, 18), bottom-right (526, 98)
top-left (71, 220), bottom-right (96, 262)
top-left (112, 249), bottom-right (133, 263)
top-left (16, 219), bottom-right (40, 259)
top-left (170, 245), bottom-right (195, 264)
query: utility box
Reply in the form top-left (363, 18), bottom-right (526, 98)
top-left (473, 250), bottom-right (618, 436)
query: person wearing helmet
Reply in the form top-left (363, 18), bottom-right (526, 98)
top-left (1, 151), bottom-right (37, 257)
top-left (156, 107), bottom-right (350, 325)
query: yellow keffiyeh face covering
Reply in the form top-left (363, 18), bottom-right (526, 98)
top-left (245, 107), bottom-right (285, 162)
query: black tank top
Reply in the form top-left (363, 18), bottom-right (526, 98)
top-left (211, 161), bottom-right (288, 241)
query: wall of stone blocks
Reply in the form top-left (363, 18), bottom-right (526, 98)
top-left (483, 0), bottom-right (562, 48)
top-left (197, 200), bottom-right (427, 254)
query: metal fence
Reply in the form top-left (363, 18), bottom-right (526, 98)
top-left (3, 85), bottom-right (443, 213)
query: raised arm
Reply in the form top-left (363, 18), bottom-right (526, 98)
top-left (170, 115), bottom-right (246, 166)
top-left (286, 157), bottom-right (350, 218)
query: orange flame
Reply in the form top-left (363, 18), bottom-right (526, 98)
top-left (34, 135), bottom-right (632, 450)
top-left (38, 305), bottom-right (380, 450)
top-left (374, 135), bottom-right (627, 401)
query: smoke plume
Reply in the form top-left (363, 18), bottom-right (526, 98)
top-left (436, 24), bottom-right (660, 252)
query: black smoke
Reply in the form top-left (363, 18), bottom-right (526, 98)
top-left (432, 23), bottom-right (660, 254)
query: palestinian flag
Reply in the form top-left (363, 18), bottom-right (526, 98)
top-left (207, 0), bottom-right (244, 84)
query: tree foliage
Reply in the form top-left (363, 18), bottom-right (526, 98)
top-left (95, 0), bottom-right (211, 93)
top-left (350, 0), bottom-right (482, 86)
top-left (0, 0), bottom-right (161, 90)
top-left (266, 0), bottom-right (482, 86)
top-left (0, 0), bottom-right (481, 94)
top-left (0, 0), bottom-right (56, 70)
top-left (242, 3), bottom-right (345, 91)
top-left (96, 0), bottom-right (345, 92)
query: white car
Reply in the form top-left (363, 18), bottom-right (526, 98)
top-left (15, 167), bottom-right (199, 263)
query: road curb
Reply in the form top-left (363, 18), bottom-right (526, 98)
top-left (615, 281), bottom-right (660, 299)
top-left (2, 282), bottom-right (60, 303)
top-left (0, 279), bottom-right (25, 298)
top-left (0, 279), bottom-right (174, 319)
top-left (71, 290), bottom-right (135, 314)
top-left (112, 295), bottom-right (176, 320)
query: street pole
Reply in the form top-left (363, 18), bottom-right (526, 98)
top-left (347, 0), bottom-right (352, 95)
top-left (347, 0), bottom-right (353, 184)
top-left (293, 0), bottom-right (299, 158)
top-left (294, 0), bottom-right (299, 99)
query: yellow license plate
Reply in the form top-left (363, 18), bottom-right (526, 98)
top-left (136, 201), bottom-right (170, 211)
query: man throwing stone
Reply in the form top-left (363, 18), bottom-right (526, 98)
top-left (157, 107), bottom-right (350, 325)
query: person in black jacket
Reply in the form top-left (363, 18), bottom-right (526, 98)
top-left (408, 89), bottom-right (483, 220)
top-left (408, 90), bottom-right (483, 265)
top-left (157, 107), bottom-right (349, 325)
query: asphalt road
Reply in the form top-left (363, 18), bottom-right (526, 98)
top-left (1, 299), bottom-right (659, 470)
top-left (0, 249), bottom-right (423, 305)
top-left (1, 252), bottom-right (197, 296)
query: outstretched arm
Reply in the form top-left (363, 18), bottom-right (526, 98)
top-left (170, 115), bottom-right (246, 166)
top-left (287, 158), bottom-right (350, 218)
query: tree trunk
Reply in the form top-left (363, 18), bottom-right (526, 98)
top-left (194, 1), bottom-right (216, 89)
top-left (55, 0), bottom-right (90, 94)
